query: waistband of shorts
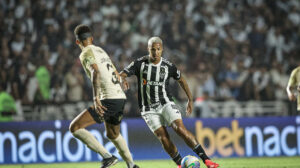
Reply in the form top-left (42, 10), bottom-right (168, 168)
top-left (140, 102), bottom-right (174, 115)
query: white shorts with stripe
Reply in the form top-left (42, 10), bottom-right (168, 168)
top-left (141, 102), bottom-right (182, 132)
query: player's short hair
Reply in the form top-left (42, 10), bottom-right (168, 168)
top-left (148, 37), bottom-right (163, 47)
top-left (74, 24), bottom-right (92, 41)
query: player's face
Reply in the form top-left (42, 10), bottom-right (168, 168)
top-left (76, 37), bottom-right (93, 49)
top-left (149, 43), bottom-right (163, 63)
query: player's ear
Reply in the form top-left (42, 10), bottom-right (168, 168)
top-left (147, 46), bottom-right (150, 52)
top-left (76, 39), bottom-right (81, 45)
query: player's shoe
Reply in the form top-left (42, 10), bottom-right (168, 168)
top-left (100, 155), bottom-right (118, 168)
top-left (205, 159), bottom-right (219, 168)
top-left (133, 165), bottom-right (140, 168)
top-left (177, 165), bottom-right (181, 168)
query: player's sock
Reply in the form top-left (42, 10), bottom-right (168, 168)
top-left (172, 151), bottom-right (182, 165)
top-left (72, 128), bottom-right (112, 159)
top-left (109, 134), bottom-right (135, 168)
top-left (193, 144), bottom-right (210, 162)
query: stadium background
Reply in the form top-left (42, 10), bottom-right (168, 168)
top-left (0, 0), bottom-right (300, 167)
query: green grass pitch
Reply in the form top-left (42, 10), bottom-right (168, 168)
top-left (1, 157), bottom-right (300, 168)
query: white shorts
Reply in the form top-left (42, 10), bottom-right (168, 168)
top-left (141, 102), bottom-right (182, 132)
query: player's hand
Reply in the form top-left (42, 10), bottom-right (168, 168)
top-left (288, 93), bottom-right (297, 101)
top-left (186, 100), bottom-right (193, 116)
top-left (94, 97), bottom-right (107, 116)
top-left (122, 79), bottom-right (130, 91)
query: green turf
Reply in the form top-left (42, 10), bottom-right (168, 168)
top-left (1, 157), bottom-right (300, 168)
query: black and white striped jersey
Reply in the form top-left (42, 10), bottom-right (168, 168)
top-left (122, 55), bottom-right (181, 112)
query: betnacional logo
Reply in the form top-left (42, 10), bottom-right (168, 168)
top-left (195, 117), bottom-right (300, 157)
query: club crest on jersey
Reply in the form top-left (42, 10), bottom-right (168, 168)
top-left (160, 68), bottom-right (166, 79)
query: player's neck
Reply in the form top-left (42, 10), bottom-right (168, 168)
top-left (150, 58), bottom-right (161, 65)
top-left (80, 41), bottom-right (93, 50)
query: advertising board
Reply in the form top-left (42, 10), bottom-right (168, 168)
top-left (1, 116), bottom-right (299, 164)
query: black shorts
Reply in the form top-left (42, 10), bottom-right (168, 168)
top-left (88, 99), bottom-right (125, 125)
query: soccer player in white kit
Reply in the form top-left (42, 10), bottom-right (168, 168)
top-left (287, 65), bottom-right (300, 111)
top-left (69, 24), bottom-right (139, 168)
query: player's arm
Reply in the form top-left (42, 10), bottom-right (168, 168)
top-left (119, 72), bottom-right (129, 91)
top-left (286, 84), bottom-right (296, 101)
top-left (286, 69), bottom-right (297, 101)
top-left (90, 64), bottom-right (107, 115)
top-left (119, 60), bottom-right (137, 91)
top-left (110, 63), bottom-right (124, 84)
top-left (114, 69), bottom-right (129, 90)
top-left (177, 76), bottom-right (193, 116)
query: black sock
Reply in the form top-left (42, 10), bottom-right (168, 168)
top-left (172, 152), bottom-right (182, 165)
top-left (193, 144), bottom-right (210, 162)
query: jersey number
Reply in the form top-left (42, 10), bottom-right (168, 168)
top-left (106, 63), bottom-right (119, 84)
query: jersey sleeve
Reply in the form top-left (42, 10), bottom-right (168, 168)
top-left (122, 60), bottom-right (138, 77)
top-left (288, 68), bottom-right (298, 87)
top-left (82, 48), bottom-right (96, 71)
top-left (169, 63), bottom-right (181, 80)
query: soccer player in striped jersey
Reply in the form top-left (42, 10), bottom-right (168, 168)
top-left (69, 24), bottom-right (139, 168)
top-left (120, 37), bottom-right (219, 168)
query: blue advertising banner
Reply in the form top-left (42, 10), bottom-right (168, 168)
top-left (0, 116), bottom-right (300, 164)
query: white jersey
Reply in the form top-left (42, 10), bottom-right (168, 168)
top-left (79, 45), bottom-right (126, 100)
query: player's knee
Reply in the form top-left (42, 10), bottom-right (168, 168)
top-left (69, 121), bottom-right (80, 133)
top-left (159, 136), bottom-right (174, 151)
top-left (106, 131), bottom-right (119, 139)
top-left (157, 134), bottom-right (170, 143)
top-left (175, 126), bottom-right (187, 136)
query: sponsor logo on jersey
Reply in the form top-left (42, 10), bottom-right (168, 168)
top-left (147, 81), bottom-right (164, 86)
top-left (101, 58), bottom-right (111, 63)
top-left (143, 78), bottom-right (147, 85)
top-left (142, 79), bottom-right (164, 86)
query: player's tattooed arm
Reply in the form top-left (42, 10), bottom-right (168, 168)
top-left (91, 63), bottom-right (107, 115)
top-left (286, 69), bottom-right (297, 101)
top-left (114, 70), bottom-right (122, 83)
top-left (177, 76), bottom-right (193, 115)
top-left (119, 72), bottom-right (130, 91)
top-left (286, 84), bottom-right (297, 101)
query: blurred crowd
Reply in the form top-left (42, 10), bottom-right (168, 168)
top-left (0, 0), bottom-right (299, 119)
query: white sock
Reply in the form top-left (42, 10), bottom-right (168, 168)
top-left (110, 134), bottom-right (135, 168)
top-left (73, 128), bottom-right (112, 159)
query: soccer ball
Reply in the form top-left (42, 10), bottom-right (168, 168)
top-left (181, 155), bottom-right (201, 168)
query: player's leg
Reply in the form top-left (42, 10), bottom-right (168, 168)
top-left (142, 112), bottom-right (183, 167)
top-left (102, 99), bottom-right (139, 168)
top-left (163, 103), bottom-right (219, 168)
top-left (171, 119), bottom-right (219, 168)
top-left (170, 119), bottom-right (209, 160)
top-left (154, 126), bottom-right (183, 166)
top-left (105, 122), bottom-right (138, 168)
top-left (69, 107), bottom-right (113, 160)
